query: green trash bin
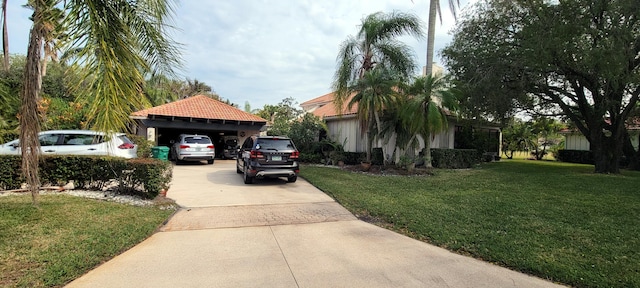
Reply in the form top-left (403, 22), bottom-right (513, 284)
top-left (151, 146), bottom-right (170, 161)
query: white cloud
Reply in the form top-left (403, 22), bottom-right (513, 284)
top-left (4, 0), bottom-right (475, 109)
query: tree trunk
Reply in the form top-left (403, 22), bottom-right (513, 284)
top-left (21, 8), bottom-right (45, 206)
top-left (365, 130), bottom-right (372, 163)
top-left (424, 132), bottom-right (433, 168)
top-left (425, 0), bottom-right (437, 77)
top-left (374, 110), bottom-right (386, 165)
top-left (590, 128), bottom-right (622, 174)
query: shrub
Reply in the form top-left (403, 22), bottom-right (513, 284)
top-left (343, 152), bottom-right (366, 165)
top-left (299, 153), bottom-right (323, 164)
top-left (0, 130), bottom-right (19, 144)
top-left (430, 149), bottom-right (481, 169)
top-left (0, 155), bottom-right (171, 198)
top-left (556, 150), bottom-right (594, 164)
top-left (372, 148), bottom-right (383, 165)
top-left (128, 134), bottom-right (154, 158)
top-left (0, 155), bottom-right (23, 190)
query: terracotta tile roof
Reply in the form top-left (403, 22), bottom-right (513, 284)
top-left (305, 91), bottom-right (358, 119)
top-left (131, 95), bottom-right (267, 123)
top-left (300, 91), bottom-right (335, 107)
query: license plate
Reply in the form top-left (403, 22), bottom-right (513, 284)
top-left (271, 155), bottom-right (282, 161)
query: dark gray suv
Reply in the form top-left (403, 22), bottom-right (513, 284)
top-left (236, 135), bottom-right (299, 184)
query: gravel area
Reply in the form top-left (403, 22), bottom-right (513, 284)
top-left (0, 189), bottom-right (177, 209)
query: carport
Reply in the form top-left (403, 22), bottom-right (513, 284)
top-left (130, 95), bottom-right (267, 157)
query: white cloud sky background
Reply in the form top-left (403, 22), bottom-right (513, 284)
top-left (5, 0), bottom-right (477, 110)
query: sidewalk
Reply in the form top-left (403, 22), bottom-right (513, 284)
top-left (66, 161), bottom-right (564, 287)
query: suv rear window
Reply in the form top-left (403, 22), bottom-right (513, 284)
top-left (256, 139), bottom-right (295, 150)
top-left (184, 136), bottom-right (212, 144)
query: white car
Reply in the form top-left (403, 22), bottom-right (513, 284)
top-left (0, 130), bottom-right (138, 158)
top-left (171, 134), bottom-right (215, 164)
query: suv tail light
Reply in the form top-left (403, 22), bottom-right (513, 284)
top-left (290, 151), bottom-right (299, 159)
top-left (207, 145), bottom-right (215, 149)
top-left (179, 145), bottom-right (190, 149)
top-left (250, 150), bottom-right (264, 159)
top-left (118, 143), bottom-right (135, 149)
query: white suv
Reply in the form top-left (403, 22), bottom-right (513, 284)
top-left (170, 134), bottom-right (215, 164)
top-left (0, 130), bottom-right (138, 158)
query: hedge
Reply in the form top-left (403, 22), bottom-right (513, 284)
top-left (555, 150), bottom-right (594, 164)
top-left (0, 155), bottom-right (172, 199)
top-left (430, 148), bottom-right (481, 169)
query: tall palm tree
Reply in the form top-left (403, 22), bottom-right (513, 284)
top-left (332, 11), bottom-right (423, 112)
top-left (404, 74), bottom-right (458, 167)
top-left (424, 0), bottom-right (460, 76)
top-left (346, 66), bottom-right (399, 163)
top-left (4, 0), bottom-right (181, 206)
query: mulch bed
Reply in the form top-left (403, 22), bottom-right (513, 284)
top-left (340, 164), bottom-right (434, 176)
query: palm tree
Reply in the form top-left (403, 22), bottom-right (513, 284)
top-left (377, 93), bottom-right (421, 165)
top-left (424, 0), bottom-right (460, 76)
top-left (332, 11), bottom-right (423, 112)
top-left (346, 66), bottom-right (399, 163)
top-left (404, 74), bottom-right (458, 167)
top-left (3, 0), bottom-right (181, 206)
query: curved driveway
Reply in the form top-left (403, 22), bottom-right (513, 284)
top-left (66, 160), bottom-right (564, 288)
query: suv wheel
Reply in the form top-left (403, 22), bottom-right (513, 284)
top-left (243, 166), bottom-right (254, 184)
top-left (207, 159), bottom-right (214, 165)
top-left (236, 162), bottom-right (242, 174)
top-left (287, 176), bottom-right (297, 183)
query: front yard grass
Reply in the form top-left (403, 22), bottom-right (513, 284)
top-left (0, 195), bottom-right (174, 287)
top-left (300, 160), bottom-right (640, 288)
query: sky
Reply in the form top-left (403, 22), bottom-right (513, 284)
top-left (4, 0), bottom-right (477, 110)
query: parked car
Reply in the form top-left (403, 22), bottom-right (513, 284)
top-left (171, 134), bottom-right (215, 164)
top-left (222, 137), bottom-right (239, 159)
top-left (0, 130), bottom-right (138, 158)
top-left (236, 135), bottom-right (299, 184)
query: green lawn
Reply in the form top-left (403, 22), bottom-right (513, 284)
top-left (0, 195), bottom-right (174, 287)
top-left (300, 160), bottom-right (640, 288)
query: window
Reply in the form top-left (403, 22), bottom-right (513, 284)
top-left (256, 139), bottom-right (294, 150)
top-left (39, 134), bottom-right (61, 146)
top-left (184, 136), bottom-right (212, 144)
top-left (63, 134), bottom-right (101, 145)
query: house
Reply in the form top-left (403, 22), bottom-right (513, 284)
top-left (300, 91), bottom-right (501, 161)
top-left (130, 95), bottom-right (267, 155)
top-left (560, 121), bottom-right (640, 151)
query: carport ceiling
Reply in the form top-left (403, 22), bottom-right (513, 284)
top-left (131, 95), bottom-right (267, 131)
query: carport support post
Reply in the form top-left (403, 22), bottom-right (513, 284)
top-left (147, 128), bottom-right (157, 143)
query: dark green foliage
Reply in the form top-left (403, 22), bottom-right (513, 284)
top-left (454, 123), bottom-right (499, 155)
top-left (342, 152), bottom-right (366, 165)
top-left (0, 155), bottom-right (23, 190)
top-left (372, 148), bottom-right (383, 165)
top-left (556, 150), bottom-right (594, 165)
top-left (442, 0), bottom-right (640, 173)
top-left (430, 149), bottom-right (480, 169)
top-left (127, 134), bottom-right (154, 158)
top-left (287, 113), bottom-right (327, 154)
top-left (298, 153), bottom-right (323, 164)
top-left (0, 130), bottom-right (19, 144)
top-left (0, 155), bottom-right (171, 198)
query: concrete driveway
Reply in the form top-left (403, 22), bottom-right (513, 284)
top-left (66, 160), bottom-right (564, 288)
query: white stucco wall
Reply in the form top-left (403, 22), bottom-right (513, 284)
top-left (326, 117), bottom-right (366, 152)
top-left (326, 118), bottom-right (458, 153)
top-left (563, 132), bottom-right (640, 151)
